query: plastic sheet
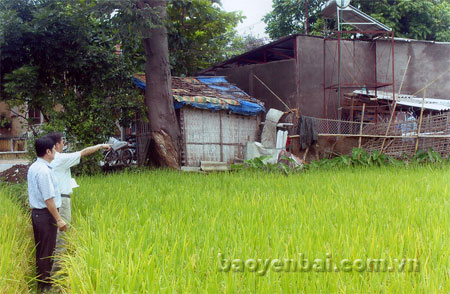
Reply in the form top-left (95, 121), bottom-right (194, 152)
top-left (133, 75), bottom-right (265, 116)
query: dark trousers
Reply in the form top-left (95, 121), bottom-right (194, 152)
top-left (31, 208), bottom-right (57, 291)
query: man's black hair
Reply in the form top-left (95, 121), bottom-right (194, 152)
top-left (46, 132), bottom-right (63, 145)
top-left (35, 137), bottom-right (55, 157)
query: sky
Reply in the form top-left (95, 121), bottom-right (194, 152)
top-left (220, 0), bottom-right (273, 38)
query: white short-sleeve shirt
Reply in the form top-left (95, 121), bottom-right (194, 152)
top-left (28, 158), bottom-right (61, 209)
top-left (50, 151), bottom-right (81, 195)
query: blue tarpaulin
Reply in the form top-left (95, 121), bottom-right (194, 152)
top-left (133, 75), bottom-right (265, 116)
top-left (197, 76), bottom-right (243, 92)
top-left (229, 100), bottom-right (266, 116)
top-left (133, 76), bottom-right (146, 90)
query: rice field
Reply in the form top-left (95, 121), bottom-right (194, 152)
top-left (2, 166), bottom-right (450, 293)
top-left (0, 186), bottom-right (34, 294)
top-left (49, 166), bottom-right (450, 293)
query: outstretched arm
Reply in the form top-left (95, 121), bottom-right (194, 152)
top-left (80, 144), bottom-right (111, 157)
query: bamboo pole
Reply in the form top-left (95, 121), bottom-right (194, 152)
top-left (381, 56), bottom-right (411, 152)
top-left (358, 103), bottom-right (365, 148)
top-left (380, 100), bottom-right (397, 151)
top-left (289, 133), bottom-right (450, 139)
top-left (412, 66), bottom-right (450, 96)
top-left (253, 74), bottom-right (291, 111)
top-left (398, 56), bottom-right (412, 95)
top-left (384, 138), bottom-right (394, 150)
top-left (415, 89), bottom-right (426, 152)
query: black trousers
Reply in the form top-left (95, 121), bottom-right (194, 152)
top-left (31, 208), bottom-right (57, 291)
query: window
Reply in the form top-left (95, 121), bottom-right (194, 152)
top-left (28, 107), bottom-right (42, 125)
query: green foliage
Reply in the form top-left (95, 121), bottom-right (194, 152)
top-left (411, 148), bottom-right (443, 164)
top-left (312, 148), bottom-right (400, 169)
top-left (0, 113), bottom-right (12, 129)
top-left (232, 148), bottom-right (447, 174)
top-left (231, 156), bottom-right (279, 172)
top-left (1, 0), bottom-right (146, 173)
top-left (353, 0), bottom-right (450, 41)
top-left (101, 0), bottom-right (246, 76)
top-left (92, 0), bottom-right (162, 73)
top-left (167, 0), bottom-right (244, 75)
top-left (225, 34), bottom-right (269, 58)
top-left (263, 0), bottom-right (450, 42)
top-left (307, 147), bottom-right (445, 170)
top-left (263, 0), bottom-right (328, 39)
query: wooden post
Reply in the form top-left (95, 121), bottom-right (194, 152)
top-left (380, 101), bottom-right (397, 152)
top-left (219, 111), bottom-right (223, 162)
top-left (381, 56), bottom-right (411, 153)
top-left (350, 97), bottom-right (354, 121)
top-left (253, 74), bottom-right (290, 111)
top-left (358, 103), bottom-right (366, 148)
top-left (398, 56), bottom-right (411, 95)
top-left (303, 147), bottom-right (310, 161)
top-left (291, 134), bottom-right (450, 139)
top-left (415, 89), bottom-right (426, 153)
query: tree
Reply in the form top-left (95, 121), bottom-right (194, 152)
top-left (225, 34), bottom-right (269, 59)
top-left (103, 0), bottom-right (244, 76)
top-left (263, 0), bottom-right (450, 42)
top-left (1, 0), bottom-right (247, 170)
top-left (353, 0), bottom-right (450, 41)
top-left (0, 0), bottom-right (144, 173)
top-left (136, 0), bottom-right (180, 168)
top-left (167, 0), bottom-right (244, 76)
top-left (263, 0), bottom-right (327, 39)
top-left (100, 0), bottom-right (245, 167)
top-left (100, 0), bottom-right (181, 168)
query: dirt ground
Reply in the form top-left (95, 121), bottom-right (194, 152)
top-left (290, 136), bottom-right (361, 162)
top-left (0, 164), bottom-right (29, 184)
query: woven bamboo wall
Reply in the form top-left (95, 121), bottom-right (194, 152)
top-left (363, 112), bottom-right (450, 158)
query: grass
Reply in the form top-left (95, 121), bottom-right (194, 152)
top-left (0, 185), bottom-right (34, 294)
top-left (52, 166), bottom-right (450, 293)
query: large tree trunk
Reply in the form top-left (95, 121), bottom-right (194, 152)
top-left (138, 0), bottom-right (181, 169)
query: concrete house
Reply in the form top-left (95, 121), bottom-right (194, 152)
top-left (199, 35), bottom-right (450, 119)
top-left (0, 103), bottom-right (39, 156)
top-left (198, 33), bottom-right (450, 158)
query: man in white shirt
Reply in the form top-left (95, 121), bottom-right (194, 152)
top-left (27, 136), bottom-right (67, 292)
top-left (46, 132), bottom-right (110, 269)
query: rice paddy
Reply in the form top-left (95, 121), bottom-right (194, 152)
top-left (0, 186), bottom-right (34, 294)
top-left (3, 166), bottom-right (450, 293)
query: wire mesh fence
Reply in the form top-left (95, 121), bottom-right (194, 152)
top-left (309, 112), bottom-right (450, 158)
top-left (312, 117), bottom-right (376, 135)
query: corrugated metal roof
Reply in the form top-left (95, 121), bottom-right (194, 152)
top-left (353, 90), bottom-right (450, 111)
top-left (197, 35), bottom-right (299, 75)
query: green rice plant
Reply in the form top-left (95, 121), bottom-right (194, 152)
top-left (0, 182), bottom-right (29, 210)
top-left (55, 166), bottom-right (450, 293)
top-left (0, 186), bottom-right (34, 293)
